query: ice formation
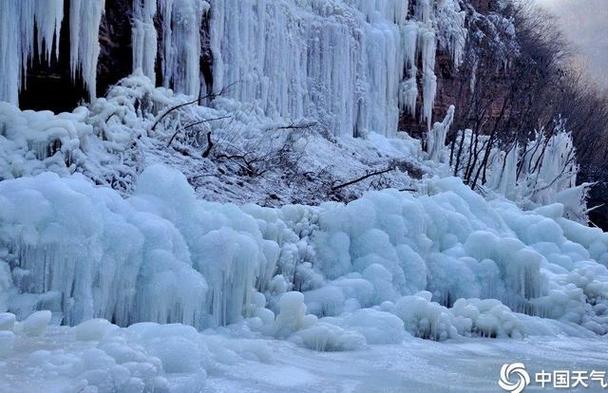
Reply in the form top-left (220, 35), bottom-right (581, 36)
top-left (0, 0), bottom-right (106, 102)
top-left (132, 0), bottom-right (211, 96)
top-left (2, 159), bottom-right (608, 346)
top-left (69, 0), bottom-right (106, 100)
top-left (1, 4), bottom-right (606, 386)
top-left (454, 123), bottom-right (587, 220)
top-left (0, 0), bottom-right (467, 136)
top-left (209, 0), bottom-right (466, 136)
top-left (158, 0), bottom-right (209, 96)
top-left (0, 72), bottom-right (604, 343)
top-left (0, 312), bottom-right (214, 392)
top-left (132, 0), bottom-right (158, 81)
top-left (427, 105), bottom-right (455, 162)
top-left (0, 0), bottom-right (64, 104)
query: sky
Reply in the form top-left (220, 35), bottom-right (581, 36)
top-left (535, 0), bottom-right (608, 89)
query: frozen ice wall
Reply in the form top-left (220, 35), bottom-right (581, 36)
top-left (209, 0), bottom-right (467, 137)
top-left (1, 0), bottom-right (467, 138)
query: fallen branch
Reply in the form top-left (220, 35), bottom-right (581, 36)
top-left (331, 167), bottom-right (395, 191)
top-left (272, 121), bottom-right (318, 131)
top-left (167, 115), bottom-right (232, 147)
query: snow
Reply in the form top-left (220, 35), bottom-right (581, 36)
top-left (1, 319), bottom-right (607, 392)
top-left (1, 75), bottom-right (427, 206)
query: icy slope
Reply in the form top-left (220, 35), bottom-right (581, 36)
top-left (0, 75), bottom-right (426, 205)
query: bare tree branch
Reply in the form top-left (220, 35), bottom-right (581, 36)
top-left (331, 167), bottom-right (395, 191)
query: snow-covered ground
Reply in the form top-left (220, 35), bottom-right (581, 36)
top-left (1, 316), bottom-right (607, 393)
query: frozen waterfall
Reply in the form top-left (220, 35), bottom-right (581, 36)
top-left (0, 0), bottom-right (468, 137)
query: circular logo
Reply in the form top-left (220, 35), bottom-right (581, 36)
top-left (499, 363), bottom-right (531, 393)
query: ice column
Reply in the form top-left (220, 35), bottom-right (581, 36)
top-left (132, 0), bottom-right (158, 81)
top-left (158, 0), bottom-right (208, 97)
top-left (69, 0), bottom-right (106, 100)
top-left (427, 105), bottom-right (454, 161)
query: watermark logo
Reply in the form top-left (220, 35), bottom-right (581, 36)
top-left (498, 364), bottom-right (608, 391)
top-left (499, 363), bottom-right (531, 393)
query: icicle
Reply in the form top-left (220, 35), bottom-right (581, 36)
top-left (34, 0), bottom-right (64, 63)
top-left (402, 22), bottom-right (418, 75)
top-left (470, 58), bottom-right (478, 94)
top-left (427, 105), bottom-right (454, 162)
top-left (69, 0), bottom-right (106, 100)
top-left (0, 1), bottom-right (21, 104)
top-left (399, 77), bottom-right (418, 117)
top-left (420, 28), bottom-right (437, 129)
top-left (132, 0), bottom-right (158, 81)
top-left (158, 0), bottom-right (174, 89)
top-left (0, 0), bottom-right (63, 104)
top-left (497, 144), bottom-right (518, 198)
top-left (158, 0), bottom-right (206, 96)
top-left (209, 0), bottom-right (407, 137)
top-left (416, 0), bottom-right (433, 25)
top-left (435, 0), bottom-right (468, 69)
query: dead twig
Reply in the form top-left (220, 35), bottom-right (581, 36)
top-left (167, 115), bottom-right (232, 147)
top-left (332, 166), bottom-right (395, 191)
top-left (271, 121), bottom-right (318, 132)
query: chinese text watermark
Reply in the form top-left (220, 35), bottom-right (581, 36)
top-left (499, 363), bottom-right (608, 392)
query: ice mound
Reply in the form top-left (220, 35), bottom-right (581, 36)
top-left (0, 315), bottom-right (216, 392)
top-left (2, 164), bottom-right (608, 345)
